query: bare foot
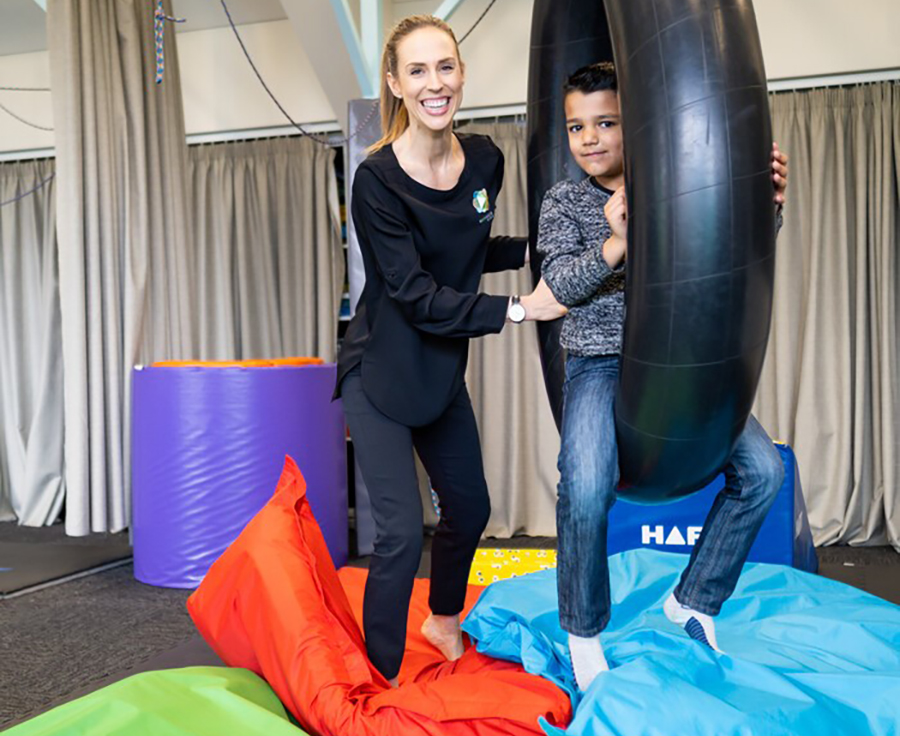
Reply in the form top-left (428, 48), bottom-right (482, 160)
top-left (421, 613), bottom-right (465, 661)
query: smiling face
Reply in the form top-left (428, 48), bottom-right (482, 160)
top-left (564, 89), bottom-right (624, 188)
top-left (387, 26), bottom-right (464, 135)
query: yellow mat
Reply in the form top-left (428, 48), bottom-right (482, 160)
top-left (468, 548), bottom-right (557, 586)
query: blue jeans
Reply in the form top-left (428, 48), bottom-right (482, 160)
top-left (556, 355), bottom-right (785, 637)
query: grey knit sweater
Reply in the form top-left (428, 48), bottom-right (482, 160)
top-left (537, 177), bottom-right (625, 356)
top-left (537, 177), bottom-right (784, 357)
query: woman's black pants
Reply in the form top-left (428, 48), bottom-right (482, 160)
top-left (340, 368), bottom-right (491, 680)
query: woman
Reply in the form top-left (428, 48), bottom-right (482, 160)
top-left (336, 14), bottom-right (565, 684)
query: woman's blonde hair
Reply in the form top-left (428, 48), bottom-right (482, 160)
top-left (368, 15), bottom-right (462, 154)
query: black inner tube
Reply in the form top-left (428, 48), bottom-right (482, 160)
top-left (526, 1), bottom-right (614, 429)
top-left (527, 0), bottom-right (776, 503)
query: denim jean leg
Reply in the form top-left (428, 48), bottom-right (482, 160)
top-left (675, 415), bottom-right (785, 615)
top-left (557, 356), bottom-right (620, 637)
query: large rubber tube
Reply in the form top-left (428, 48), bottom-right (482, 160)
top-left (527, 0), bottom-right (776, 503)
top-left (526, 2), bottom-right (614, 428)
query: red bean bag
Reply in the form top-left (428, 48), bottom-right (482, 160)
top-left (187, 457), bottom-right (571, 736)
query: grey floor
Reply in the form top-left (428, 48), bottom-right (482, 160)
top-left (2, 522), bottom-right (898, 731)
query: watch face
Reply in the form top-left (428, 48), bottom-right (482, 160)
top-left (510, 303), bottom-right (526, 323)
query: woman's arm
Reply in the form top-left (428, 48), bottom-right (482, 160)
top-left (353, 168), bottom-right (509, 339)
top-left (483, 236), bottom-right (528, 273)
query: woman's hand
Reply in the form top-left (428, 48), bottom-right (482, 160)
top-left (520, 278), bottom-right (568, 321)
top-left (772, 142), bottom-right (789, 205)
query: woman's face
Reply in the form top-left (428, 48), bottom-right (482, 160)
top-left (388, 26), bottom-right (464, 134)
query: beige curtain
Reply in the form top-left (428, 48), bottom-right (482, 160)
top-left (462, 123), bottom-right (561, 537)
top-left (48, 0), bottom-right (195, 534)
top-left (189, 137), bottom-right (343, 362)
top-left (755, 83), bottom-right (900, 549)
top-left (0, 159), bottom-right (64, 526)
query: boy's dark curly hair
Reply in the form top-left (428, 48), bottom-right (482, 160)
top-left (563, 62), bottom-right (618, 96)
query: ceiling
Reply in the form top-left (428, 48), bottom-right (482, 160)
top-left (172, 0), bottom-right (288, 33)
top-left (0, 0), bottom-right (290, 57)
top-left (0, 1), bottom-right (458, 59)
top-left (0, 0), bottom-right (49, 57)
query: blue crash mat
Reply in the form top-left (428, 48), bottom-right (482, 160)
top-left (462, 549), bottom-right (900, 736)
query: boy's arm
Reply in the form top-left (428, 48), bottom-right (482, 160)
top-left (537, 186), bottom-right (620, 308)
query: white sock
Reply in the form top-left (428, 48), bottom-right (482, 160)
top-left (663, 592), bottom-right (722, 652)
top-left (568, 633), bottom-right (609, 692)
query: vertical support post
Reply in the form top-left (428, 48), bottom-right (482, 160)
top-left (327, 0), bottom-right (377, 98)
top-left (345, 98), bottom-right (383, 554)
top-left (360, 0), bottom-right (383, 96)
top-left (434, 0), bottom-right (467, 21)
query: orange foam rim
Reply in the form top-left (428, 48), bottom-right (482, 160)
top-left (151, 357), bottom-right (324, 368)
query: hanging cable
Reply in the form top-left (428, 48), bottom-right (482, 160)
top-left (459, 0), bottom-right (499, 44)
top-left (0, 85), bottom-right (51, 92)
top-left (220, 0), bottom-right (376, 145)
top-left (0, 99), bottom-right (53, 132)
top-left (0, 172), bottom-right (56, 209)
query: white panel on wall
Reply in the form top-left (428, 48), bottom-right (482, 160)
top-left (172, 0), bottom-right (287, 32)
top-left (0, 51), bottom-right (53, 154)
top-left (177, 20), bottom-right (336, 136)
top-left (755, 0), bottom-right (900, 80)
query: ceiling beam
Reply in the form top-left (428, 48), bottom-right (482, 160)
top-left (280, 0), bottom-right (376, 134)
top-left (434, 0), bottom-right (468, 21)
top-left (360, 0), bottom-right (383, 95)
top-left (328, 0), bottom-right (377, 98)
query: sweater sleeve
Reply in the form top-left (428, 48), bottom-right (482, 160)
top-left (537, 184), bottom-right (619, 308)
top-left (352, 167), bottom-right (509, 338)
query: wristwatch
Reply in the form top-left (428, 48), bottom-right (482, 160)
top-left (508, 295), bottom-right (526, 324)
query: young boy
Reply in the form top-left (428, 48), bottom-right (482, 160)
top-left (537, 62), bottom-right (790, 692)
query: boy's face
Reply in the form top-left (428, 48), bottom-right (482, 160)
top-left (564, 89), bottom-right (624, 183)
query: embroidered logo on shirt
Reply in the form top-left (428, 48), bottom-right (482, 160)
top-left (472, 189), bottom-right (490, 214)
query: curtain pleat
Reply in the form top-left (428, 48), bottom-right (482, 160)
top-left (0, 159), bottom-right (65, 526)
top-left (189, 137), bottom-right (343, 362)
top-left (462, 123), bottom-right (561, 537)
top-left (755, 83), bottom-right (899, 549)
top-left (48, 0), bottom-right (195, 534)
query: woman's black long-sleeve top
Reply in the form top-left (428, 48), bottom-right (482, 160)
top-left (335, 133), bottom-right (527, 427)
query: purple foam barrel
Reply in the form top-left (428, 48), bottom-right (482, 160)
top-left (132, 363), bottom-right (348, 588)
